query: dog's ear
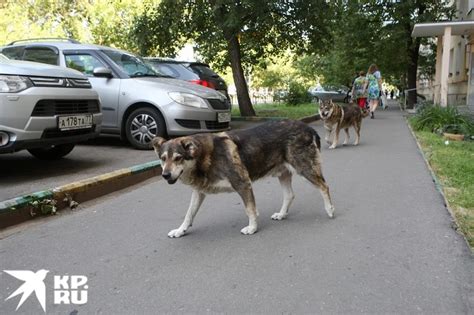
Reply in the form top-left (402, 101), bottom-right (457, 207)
top-left (152, 137), bottom-right (167, 151)
top-left (181, 138), bottom-right (199, 158)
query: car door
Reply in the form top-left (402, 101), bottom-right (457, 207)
top-left (62, 51), bottom-right (121, 131)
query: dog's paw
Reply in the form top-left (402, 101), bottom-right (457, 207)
top-left (240, 225), bottom-right (257, 235)
top-left (353, 142), bottom-right (359, 146)
top-left (271, 212), bottom-right (287, 220)
top-left (168, 228), bottom-right (186, 238)
top-left (329, 145), bottom-right (337, 149)
top-left (325, 206), bottom-right (335, 218)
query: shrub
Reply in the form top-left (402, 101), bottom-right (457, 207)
top-left (410, 104), bottom-right (474, 136)
top-left (287, 81), bottom-right (312, 106)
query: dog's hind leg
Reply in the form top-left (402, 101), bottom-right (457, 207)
top-left (288, 143), bottom-right (335, 218)
top-left (343, 128), bottom-right (350, 145)
top-left (168, 190), bottom-right (206, 238)
top-left (301, 168), bottom-right (335, 218)
top-left (271, 170), bottom-right (295, 221)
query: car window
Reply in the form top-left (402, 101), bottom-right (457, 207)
top-left (148, 63), bottom-right (179, 78)
top-left (189, 64), bottom-right (218, 77)
top-left (148, 62), bottom-right (199, 80)
top-left (64, 54), bottom-right (106, 76)
top-left (101, 49), bottom-right (158, 77)
top-left (1, 46), bottom-right (24, 60)
top-left (23, 47), bottom-right (58, 65)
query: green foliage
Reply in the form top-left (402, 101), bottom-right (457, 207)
top-left (410, 104), bottom-right (474, 136)
top-left (132, 0), bottom-right (334, 70)
top-left (0, 0), bottom-right (147, 52)
top-left (287, 81), bottom-right (312, 106)
top-left (414, 130), bottom-right (474, 248)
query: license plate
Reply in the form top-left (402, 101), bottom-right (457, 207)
top-left (217, 112), bottom-right (231, 123)
top-left (58, 115), bottom-right (93, 131)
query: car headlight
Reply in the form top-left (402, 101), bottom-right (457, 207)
top-left (0, 75), bottom-right (32, 93)
top-left (168, 92), bottom-right (208, 109)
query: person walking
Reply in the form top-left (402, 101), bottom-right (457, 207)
top-left (364, 64), bottom-right (382, 119)
top-left (351, 71), bottom-right (368, 109)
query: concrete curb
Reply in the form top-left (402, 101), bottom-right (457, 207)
top-left (405, 119), bottom-right (470, 249)
top-left (0, 160), bottom-right (161, 229)
top-left (231, 116), bottom-right (285, 121)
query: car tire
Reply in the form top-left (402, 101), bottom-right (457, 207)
top-left (125, 107), bottom-right (166, 150)
top-left (28, 144), bottom-right (75, 160)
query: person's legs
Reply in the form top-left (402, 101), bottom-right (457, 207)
top-left (369, 99), bottom-right (379, 118)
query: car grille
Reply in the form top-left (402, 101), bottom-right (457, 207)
top-left (31, 100), bottom-right (100, 117)
top-left (30, 77), bottom-right (92, 88)
top-left (41, 126), bottom-right (96, 139)
top-left (205, 121), bottom-right (229, 130)
top-left (175, 119), bottom-right (201, 129)
top-left (207, 99), bottom-right (230, 110)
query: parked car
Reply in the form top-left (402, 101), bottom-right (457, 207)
top-left (144, 58), bottom-right (230, 100)
top-left (1, 39), bottom-right (231, 149)
top-left (0, 57), bottom-right (102, 159)
top-left (309, 85), bottom-right (350, 102)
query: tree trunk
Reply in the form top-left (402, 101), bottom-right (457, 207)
top-left (227, 35), bottom-right (256, 116)
top-left (406, 39), bottom-right (420, 108)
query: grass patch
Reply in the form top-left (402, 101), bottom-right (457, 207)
top-left (232, 102), bottom-right (318, 120)
top-left (412, 129), bottom-right (474, 249)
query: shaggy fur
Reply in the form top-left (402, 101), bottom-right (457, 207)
top-left (319, 99), bottom-right (369, 149)
top-left (152, 119), bottom-right (335, 238)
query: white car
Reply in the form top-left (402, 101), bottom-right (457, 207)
top-left (0, 57), bottom-right (102, 159)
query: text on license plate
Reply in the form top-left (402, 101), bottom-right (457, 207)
top-left (58, 115), bottom-right (93, 131)
top-left (217, 112), bottom-right (231, 123)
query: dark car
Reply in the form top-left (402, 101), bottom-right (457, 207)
top-left (145, 58), bottom-right (229, 99)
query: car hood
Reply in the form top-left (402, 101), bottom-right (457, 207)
top-left (132, 77), bottom-right (227, 99)
top-left (0, 59), bottom-right (85, 79)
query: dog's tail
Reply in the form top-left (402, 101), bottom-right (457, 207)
top-left (299, 114), bottom-right (320, 124)
top-left (309, 127), bottom-right (321, 150)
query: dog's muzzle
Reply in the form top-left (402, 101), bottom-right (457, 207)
top-left (162, 170), bottom-right (182, 185)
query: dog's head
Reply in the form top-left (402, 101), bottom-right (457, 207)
top-left (152, 136), bottom-right (200, 184)
top-left (319, 99), bottom-right (335, 119)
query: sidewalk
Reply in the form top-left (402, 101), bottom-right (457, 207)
top-left (0, 100), bottom-right (472, 313)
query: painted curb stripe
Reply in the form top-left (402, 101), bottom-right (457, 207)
top-left (0, 160), bottom-right (161, 215)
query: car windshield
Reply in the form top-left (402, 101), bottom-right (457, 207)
top-left (101, 49), bottom-right (166, 78)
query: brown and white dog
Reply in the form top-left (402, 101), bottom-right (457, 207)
top-left (152, 119), bottom-right (335, 238)
top-left (318, 99), bottom-right (369, 149)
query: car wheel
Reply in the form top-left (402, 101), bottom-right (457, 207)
top-left (125, 107), bottom-right (166, 150)
top-left (28, 144), bottom-right (75, 160)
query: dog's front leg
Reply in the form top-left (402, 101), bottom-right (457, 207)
top-left (233, 181), bottom-right (258, 235)
top-left (324, 123), bottom-right (332, 145)
top-left (329, 126), bottom-right (340, 149)
top-left (168, 190), bottom-right (205, 238)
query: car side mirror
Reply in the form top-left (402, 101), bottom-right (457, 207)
top-left (93, 67), bottom-right (113, 78)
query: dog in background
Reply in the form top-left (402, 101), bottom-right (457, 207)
top-left (152, 119), bottom-right (335, 238)
top-left (318, 99), bottom-right (369, 149)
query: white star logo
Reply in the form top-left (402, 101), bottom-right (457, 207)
top-left (4, 269), bottom-right (49, 312)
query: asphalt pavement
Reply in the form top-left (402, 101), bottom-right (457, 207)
top-left (0, 103), bottom-right (472, 314)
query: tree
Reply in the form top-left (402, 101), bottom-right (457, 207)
top-left (133, 0), bottom-right (333, 116)
top-left (378, 0), bottom-right (455, 107)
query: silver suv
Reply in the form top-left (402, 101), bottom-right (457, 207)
top-left (0, 57), bottom-right (102, 159)
top-left (0, 39), bottom-right (231, 149)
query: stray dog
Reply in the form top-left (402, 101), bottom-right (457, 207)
top-left (152, 120), bottom-right (335, 238)
top-left (318, 99), bottom-right (369, 149)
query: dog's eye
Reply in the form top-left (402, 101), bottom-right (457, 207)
top-left (174, 155), bottom-right (183, 162)
top-left (160, 156), bottom-right (167, 161)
